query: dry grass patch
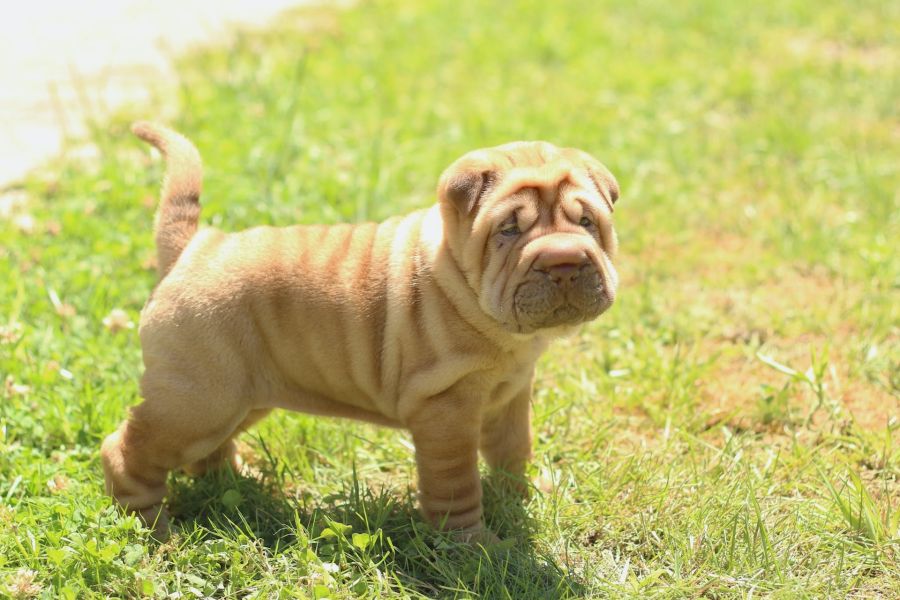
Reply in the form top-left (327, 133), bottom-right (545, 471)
top-left (625, 228), bottom-right (895, 435)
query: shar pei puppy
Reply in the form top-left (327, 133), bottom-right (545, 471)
top-left (102, 122), bottom-right (620, 542)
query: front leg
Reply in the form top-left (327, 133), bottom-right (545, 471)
top-left (408, 395), bottom-right (484, 534)
top-left (480, 387), bottom-right (532, 495)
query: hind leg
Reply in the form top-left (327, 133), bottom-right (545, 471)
top-left (101, 381), bottom-right (251, 537)
top-left (182, 409), bottom-right (272, 476)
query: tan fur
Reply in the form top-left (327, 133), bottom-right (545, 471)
top-left (102, 123), bottom-right (620, 541)
top-left (131, 121), bottom-right (203, 278)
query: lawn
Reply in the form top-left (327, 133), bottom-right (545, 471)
top-left (1, 0), bottom-right (898, 597)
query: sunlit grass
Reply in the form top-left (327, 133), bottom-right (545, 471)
top-left (1, 0), bottom-right (897, 597)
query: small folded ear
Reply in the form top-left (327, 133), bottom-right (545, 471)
top-left (438, 164), bottom-right (497, 215)
top-left (583, 158), bottom-right (619, 213)
top-left (567, 149), bottom-right (619, 212)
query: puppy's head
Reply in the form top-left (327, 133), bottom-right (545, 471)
top-left (438, 141), bottom-right (620, 335)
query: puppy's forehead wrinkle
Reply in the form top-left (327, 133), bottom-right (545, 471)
top-left (451, 142), bottom-right (613, 214)
top-left (491, 165), bottom-right (576, 207)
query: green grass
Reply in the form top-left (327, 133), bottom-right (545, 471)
top-left (1, 0), bottom-right (898, 597)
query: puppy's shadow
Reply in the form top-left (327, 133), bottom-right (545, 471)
top-left (167, 467), bottom-right (586, 599)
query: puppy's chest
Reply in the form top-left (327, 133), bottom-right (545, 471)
top-left (485, 377), bottom-right (524, 409)
top-left (482, 350), bottom-right (543, 408)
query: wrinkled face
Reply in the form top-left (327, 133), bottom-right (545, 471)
top-left (438, 141), bottom-right (620, 334)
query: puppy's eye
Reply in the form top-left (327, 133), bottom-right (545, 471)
top-left (500, 222), bottom-right (521, 237)
top-left (579, 216), bottom-right (593, 227)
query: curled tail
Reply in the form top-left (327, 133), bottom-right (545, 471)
top-left (132, 121), bottom-right (203, 278)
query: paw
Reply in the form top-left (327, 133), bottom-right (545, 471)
top-left (487, 470), bottom-right (532, 499)
top-left (136, 504), bottom-right (171, 542)
top-left (502, 475), bottom-right (532, 498)
top-left (451, 523), bottom-right (501, 546)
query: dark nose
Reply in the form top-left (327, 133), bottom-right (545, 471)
top-left (532, 244), bottom-right (591, 285)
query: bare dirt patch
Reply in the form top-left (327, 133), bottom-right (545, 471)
top-left (700, 341), bottom-right (898, 433)
top-left (786, 34), bottom-right (898, 72)
top-left (626, 229), bottom-right (897, 435)
top-left (697, 309), bottom-right (897, 438)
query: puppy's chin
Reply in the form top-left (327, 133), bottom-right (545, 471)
top-left (513, 300), bottom-right (613, 334)
top-left (509, 274), bottom-right (614, 334)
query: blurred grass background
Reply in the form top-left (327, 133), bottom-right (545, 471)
top-left (1, 0), bottom-right (898, 597)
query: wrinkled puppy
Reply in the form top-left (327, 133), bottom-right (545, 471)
top-left (102, 122), bottom-right (621, 542)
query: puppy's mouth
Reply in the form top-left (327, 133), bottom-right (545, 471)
top-left (512, 264), bottom-right (612, 330)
